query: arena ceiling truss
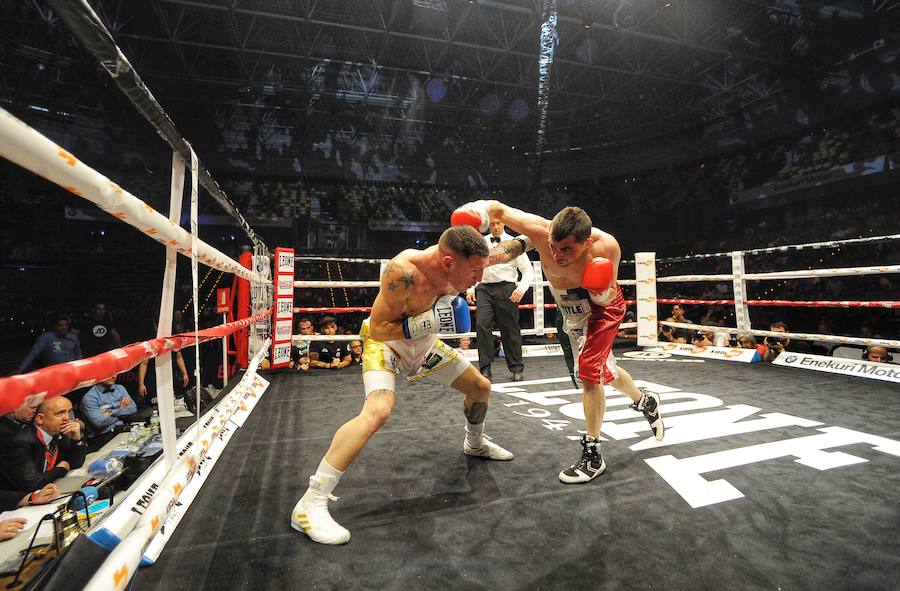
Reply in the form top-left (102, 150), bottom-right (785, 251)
top-left (1, 0), bottom-right (897, 163)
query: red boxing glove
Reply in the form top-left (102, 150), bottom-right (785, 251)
top-left (450, 201), bottom-right (489, 234)
top-left (581, 257), bottom-right (613, 292)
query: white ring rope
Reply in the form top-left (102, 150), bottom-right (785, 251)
top-left (656, 274), bottom-right (735, 283)
top-left (291, 323), bottom-right (638, 345)
top-left (0, 107), bottom-right (268, 284)
top-left (656, 264), bottom-right (900, 283)
top-left (623, 233), bottom-right (900, 264)
top-left (296, 235), bottom-right (900, 269)
top-left (294, 329), bottom-right (546, 342)
top-left (295, 279), bottom-right (638, 289)
top-left (661, 321), bottom-right (899, 349)
top-left (743, 265), bottom-right (900, 281)
top-left (295, 280), bottom-right (381, 288)
top-left (296, 256), bottom-right (387, 264)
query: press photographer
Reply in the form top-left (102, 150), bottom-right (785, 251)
top-left (762, 321), bottom-right (815, 362)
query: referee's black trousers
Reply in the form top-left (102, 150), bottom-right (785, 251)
top-left (475, 282), bottom-right (524, 374)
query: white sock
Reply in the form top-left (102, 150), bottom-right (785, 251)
top-left (465, 421), bottom-right (485, 446)
top-left (313, 458), bottom-right (344, 495)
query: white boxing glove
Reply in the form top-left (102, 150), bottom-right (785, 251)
top-left (402, 295), bottom-right (471, 339)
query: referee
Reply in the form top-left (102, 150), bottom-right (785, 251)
top-left (467, 216), bottom-right (535, 381)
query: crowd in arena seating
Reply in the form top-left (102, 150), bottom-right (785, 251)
top-left (239, 106), bottom-right (899, 230)
top-left (245, 180), bottom-right (460, 224)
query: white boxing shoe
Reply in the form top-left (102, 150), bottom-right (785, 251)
top-left (291, 475), bottom-right (351, 545)
top-left (464, 435), bottom-right (514, 461)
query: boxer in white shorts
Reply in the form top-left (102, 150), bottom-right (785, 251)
top-left (358, 318), bottom-right (470, 394)
top-left (292, 225), bottom-right (513, 546)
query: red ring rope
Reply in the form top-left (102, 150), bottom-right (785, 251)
top-left (0, 310), bottom-right (272, 416)
top-left (292, 301), bottom-right (640, 314)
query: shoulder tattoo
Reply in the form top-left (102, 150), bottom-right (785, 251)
top-left (383, 261), bottom-right (415, 291)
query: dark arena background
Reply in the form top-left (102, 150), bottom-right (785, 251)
top-left (0, 1), bottom-right (898, 590)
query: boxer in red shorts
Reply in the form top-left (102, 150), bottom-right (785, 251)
top-left (452, 201), bottom-right (664, 483)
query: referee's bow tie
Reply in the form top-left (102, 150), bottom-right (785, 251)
top-left (490, 236), bottom-right (501, 243)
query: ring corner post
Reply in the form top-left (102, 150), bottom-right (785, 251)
top-left (271, 247), bottom-right (295, 368)
top-left (635, 252), bottom-right (658, 348)
top-left (532, 260), bottom-right (545, 334)
top-left (731, 250), bottom-right (752, 334)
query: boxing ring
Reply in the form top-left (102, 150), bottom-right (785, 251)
top-left (132, 238), bottom-right (898, 589)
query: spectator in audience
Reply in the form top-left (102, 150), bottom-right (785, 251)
top-left (0, 482), bottom-right (60, 514)
top-left (0, 518), bottom-right (28, 540)
top-left (658, 323), bottom-right (680, 343)
top-left (310, 317), bottom-right (351, 369)
top-left (137, 351), bottom-right (190, 398)
top-left (80, 375), bottom-right (138, 435)
top-left (0, 403), bottom-right (37, 440)
top-left (811, 319), bottom-right (835, 355)
top-left (864, 345), bottom-right (893, 364)
top-left (171, 309), bottom-right (187, 334)
top-left (699, 306), bottom-right (726, 327)
top-left (762, 321), bottom-right (815, 362)
top-left (736, 334), bottom-right (758, 349)
top-left (348, 340), bottom-right (363, 366)
top-left (292, 317), bottom-right (316, 372)
top-left (665, 305), bottom-right (692, 342)
top-left (74, 302), bottom-right (122, 358)
top-left (691, 331), bottom-right (714, 347)
top-left (0, 397), bottom-right (86, 492)
top-left (16, 315), bottom-right (82, 373)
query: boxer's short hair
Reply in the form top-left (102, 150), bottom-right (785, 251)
top-left (550, 207), bottom-right (592, 243)
top-left (440, 225), bottom-right (489, 258)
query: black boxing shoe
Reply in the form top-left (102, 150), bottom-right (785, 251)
top-left (633, 389), bottom-right (664, 441)
top-left (559, 435), bottom-right (606, 484)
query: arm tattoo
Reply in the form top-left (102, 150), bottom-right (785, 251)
top-left (504, 241), bottom-right (524, 258)
top-left (384, 262), bottom-right (405, 292)
top-left (487, 240), bottom-right (523, 266)
top-left (464, 401), bottom-right (488, 425)
top-left (399, 273), bottom-right (415, 288)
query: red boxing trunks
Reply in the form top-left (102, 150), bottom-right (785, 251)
top-left (550, 285), bottom-right (626, 385)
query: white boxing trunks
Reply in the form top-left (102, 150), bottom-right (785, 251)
top-left (359, 318), bottom-right (471, 396)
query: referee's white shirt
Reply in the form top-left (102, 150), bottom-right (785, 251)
top-left (468, 232), bottom-right (535, 295)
